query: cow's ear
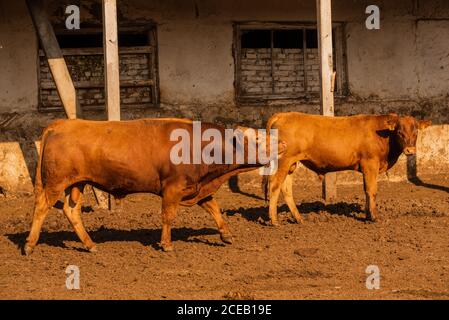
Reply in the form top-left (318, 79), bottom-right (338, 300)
top-left (384, 114), bottom-right (399, 131)
top-left (418, 120), bottom-right (432, 129)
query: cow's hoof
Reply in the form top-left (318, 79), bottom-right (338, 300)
top-left (88, 245), bottom-right (98, 253)
top-left (24, 244), bottom-right (34, 256)
top-left (220, 234), bottom-right (233, 244)
top-left (270, 220), bottom-right (280, 227)
top-left (366, 215), bottom-right (377, 223)
top-left (293, 216), bottom-right (305, 224)
top-left (161, 243), bottom-right (174, 252)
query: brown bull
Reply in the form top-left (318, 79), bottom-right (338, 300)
top-left (263, 112), bottom-right (431, 225)
top-left (25, 118), bottom-right (282, 255)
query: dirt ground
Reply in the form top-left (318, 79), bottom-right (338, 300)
top-left (0, 174), bottom-right (448, 300)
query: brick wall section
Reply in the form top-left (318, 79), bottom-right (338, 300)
top-left (240, 48), bottom-right (320, 96)
top-left (304, 50), bottom-right (320, 92)
top-left (39, 52), bottom-right (152, 109)
top-left (240, 48), bottom-right (272, 95)
top-left (273, 48), bottom-right (304, 94)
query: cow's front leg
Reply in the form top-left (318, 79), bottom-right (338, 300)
top-left (362, 160), bottom-right (380, 222)
top-left (198, 196), bottom-right (233, 244)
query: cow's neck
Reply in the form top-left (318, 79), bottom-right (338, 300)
top-left (204, 163), bottom-right (258, 183)
top-left (181, 163), bottom-right (259, 206)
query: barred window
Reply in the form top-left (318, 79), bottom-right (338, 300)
top-left (38, 26), bottom-right (159, 112)
top-left (234, 23), bottom-right (347, 102)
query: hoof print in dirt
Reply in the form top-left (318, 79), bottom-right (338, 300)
top-left (293, 248), bottom-right (318, 258)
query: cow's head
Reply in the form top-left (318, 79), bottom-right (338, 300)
top-left (384, 114), bottom-right (432, 155)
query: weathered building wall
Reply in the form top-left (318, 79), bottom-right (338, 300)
top-left (128, 0), bottom-right (449, 111)
top-left (0, 1), bottom-right (38, 113)
top-left (2, 0), bottom-right (449, 115)
top-left (1, 0), bottom-right (448, 195)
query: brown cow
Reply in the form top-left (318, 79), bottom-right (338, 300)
top-left (25, 118), bottom-right (284, 255)
top-left (263, 112), bottom-right (431, 225)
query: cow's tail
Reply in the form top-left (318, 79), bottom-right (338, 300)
top-left (34, 126), bottom-right (53, 207)
top-left (266, 114), bottom-right (279, 134)
top-left (262, 175), bottom-right (269, 203)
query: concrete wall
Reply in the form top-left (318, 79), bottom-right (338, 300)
top-left (0, 1), bottom-right (38, 113)
top-left (1, 0), bottom-right (448, 195)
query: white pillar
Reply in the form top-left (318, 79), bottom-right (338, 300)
top-left (102, 0), bottom-right (120, 121)
top-left (316, 0), bottom-right (337, 202)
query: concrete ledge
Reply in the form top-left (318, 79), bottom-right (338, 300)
top-left (0, 112), bottom-right (447, 195)
top-left (0, 141), bottom-right (35, 194)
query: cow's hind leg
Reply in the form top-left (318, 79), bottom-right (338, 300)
top-left (281, 173), bottom-right (304, 224)
top-left (24, 189), bottom-right (51, 255)
top-left (63, 184), bottom-right (97, 252)
top-left (199, 196), bottom-right (233, 244)
top-left (268, 161), bottom-right (292, 226)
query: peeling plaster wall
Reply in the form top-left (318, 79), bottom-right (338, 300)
top-left (0, 1), bottom-right (38, 113)
top-left (416, 20), bottom-right (449, 98)
top-left (345, 21), bottom-right (418, 99)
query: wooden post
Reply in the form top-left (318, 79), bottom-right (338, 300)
top-left (102, 0), bottom-right (121, 210)
top-left (26, 0), bottom-right (81, 119)
top-left (102, 0), bottom-right (121, 121)
top-left (316, 0), bottom-right (337, 202)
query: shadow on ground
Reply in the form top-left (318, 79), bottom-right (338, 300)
top-left (6, 226), bottom-right (221, 254)
top-left (225, 201), bottom-right (365, 223)
top-left (408, 177), bottom-right (449, 194)
top-left (407, 155), bottom-right (449, 194)
top-left (228, 176), bottom-right (264, 200)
